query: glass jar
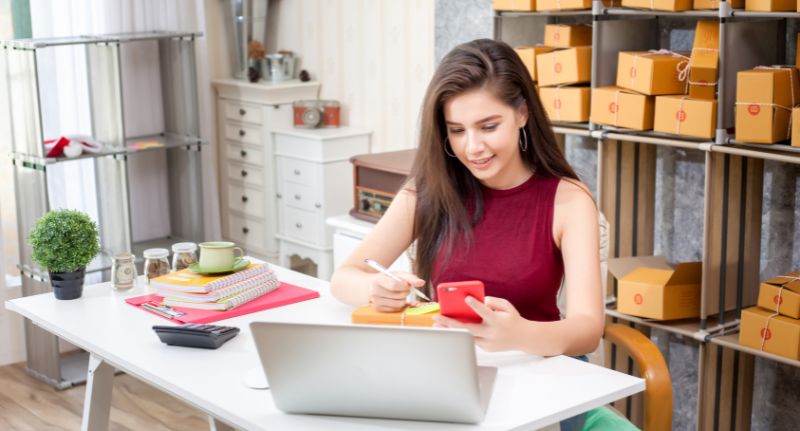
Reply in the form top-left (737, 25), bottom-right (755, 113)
top-left (111, 253), bottom-right (137, 290)
top-left (171, 242), bottom-right (197, 272)
top-left (143, 248), bottom-right (170, 284)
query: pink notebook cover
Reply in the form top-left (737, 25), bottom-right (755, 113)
top-left (125, 282), bottom-right (319, 324)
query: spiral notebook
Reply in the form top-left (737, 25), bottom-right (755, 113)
top-left (125, 281), bottom-right (320, 324)
top-left (156, 272), bottom-right (279, 303)
top-left (163, 280), bottom-right (280, 310)
top-left (150, 264), bottom-right (271, 293)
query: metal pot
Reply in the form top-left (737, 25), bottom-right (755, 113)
top-left (264, 52), bottom-right (295, 82)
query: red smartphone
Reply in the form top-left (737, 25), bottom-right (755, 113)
top-left (437, 281), bottom-right (485, 323)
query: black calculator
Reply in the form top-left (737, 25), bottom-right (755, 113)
top-left (153, 323), bottom-right (240, 349)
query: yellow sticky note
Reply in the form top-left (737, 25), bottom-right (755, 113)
top-left (405, 303), bottom-right (440, 315)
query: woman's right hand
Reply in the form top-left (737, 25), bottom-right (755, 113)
top-left (368, 271), bottom-right (426, 312)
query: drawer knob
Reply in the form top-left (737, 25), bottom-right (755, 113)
top-left (239, 129), bottom-right (246, 137)
top-left (239, 108), bottom-right (246, 116)
top-left (315, 203), bottom-right (321, 209)
top-left (293, 169), bottom-right (301, 175)
top-left (241, 170), bottom-right (248, 177)
top-left (295, 222), bottom-right (303, 229)
top-left (241, 195), bottom-right (248, 203)
top-left (240, 150), bottom-right (248, 157)
top-left (294, 194), bottom-right (301, 200)
top-left (242, 227), bottom-right (249, 234)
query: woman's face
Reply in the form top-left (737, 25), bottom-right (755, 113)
top-left (443, 88), bottom-right (530, 190)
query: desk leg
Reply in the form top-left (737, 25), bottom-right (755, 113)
top-left (81, 354), bottom-right (114, 431)
top-left (208, 416), bottom-right (237, 431)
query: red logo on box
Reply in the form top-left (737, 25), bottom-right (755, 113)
top-left (554, 32), bottom-right (560, 41)
top-left (634, 293), bottom-right (643, 305)
top-left (554, 63), bottom-right (562, 74)
top-left (748, 104), bottom-right (760, 116)
top-left (609, 102), bottom-right (618, 114)
top-left (554, 99), bottom-right (562, 109)
top-left (760, 327), bottom-right (772, 341)
top-left (774, 294), bottom-right (784, 305)
top-left (676, 110), bottom-right (687, 122)
top-left (629, 67), bottom-right (637, 78)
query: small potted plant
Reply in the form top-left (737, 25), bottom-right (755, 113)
top-left (28, 209), bottom-right (100, 300)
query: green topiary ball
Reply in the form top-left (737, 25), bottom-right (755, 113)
top-left (28, 209), bottom-right (100, 273)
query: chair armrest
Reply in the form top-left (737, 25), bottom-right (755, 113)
top-left (604, 323), bottom-right (672, 431)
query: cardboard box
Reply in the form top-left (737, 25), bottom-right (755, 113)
top-left (538, 86), bottom-right (590, 123)
top-left (607, 256), bottom-right (702, 320)
top-left (735, 67), bottom-right (800, 144)
top-left (537, 0), bottom-right (591, 10)
top-left (622, 0), bottom-right (692, 11)
top-left (794, 108), bottom-right (800, 147)
top-left (515, 46), bottom-right (556, 82)
top-left (493, 0), bottom-right (537, 10)
top-left (693, 0), bottom-right (743, 8)
top-left (544, 24), bottom-right (592, 49)
top-left (739, 306), bottom-right (800, 360)
top-left (616, 51), bottom-right (690, 96)
top-left (536, 47), bottom-right (592, 87)
top-left (654, 96), bottom-right (717, 139)
top-left (757, 273), bottom-right (800, 319)
top-left (745, 0), bottom-right (795, 10)
top-left (796, 33), bottom-right (800, 70)
top-left (590, 86), bottom-right (655, 130)
top-left (351, 305), bottom-right (438, 327)
top-left (688, 21), bottom-right (719, 99)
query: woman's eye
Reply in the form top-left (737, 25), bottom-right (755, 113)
top-left (482, 124), bottom-right (498, 131)
top-left (449, 128), bottom-right (464, 134)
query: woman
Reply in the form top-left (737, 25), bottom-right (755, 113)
top-left (330, 38), bottom-right (603, 358)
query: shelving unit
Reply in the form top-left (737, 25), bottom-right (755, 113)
top-left (495, 3), bottom-right (799, 430)
top-left (2, 31), bottom-right (206, 389)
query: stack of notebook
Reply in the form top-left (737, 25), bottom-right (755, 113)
top-left (150, 264), bottom-right (280, 311)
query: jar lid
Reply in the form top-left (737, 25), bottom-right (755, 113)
top-left (171, 242), bottom-right (197, 253)
top-left (143, 248), bottom-right (169, 259)
top-left (113, 252), bottom-right (135, 261)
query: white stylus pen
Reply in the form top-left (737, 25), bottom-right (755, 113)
top-left (363, 258), bottom-right (431, 302)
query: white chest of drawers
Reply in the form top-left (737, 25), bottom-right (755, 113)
top-left (212, 79), bottom-right (320, 260)
top-left (273, 128), bottom-right (371, 280)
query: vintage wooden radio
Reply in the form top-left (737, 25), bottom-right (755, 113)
top-left (350, 149), bottom-right (416, 223)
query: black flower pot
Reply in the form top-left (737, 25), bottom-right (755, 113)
top-left (49, 268), bottom-right (86, 300)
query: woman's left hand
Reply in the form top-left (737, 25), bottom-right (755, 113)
top-left (433, 296), bottom-right (525, 352)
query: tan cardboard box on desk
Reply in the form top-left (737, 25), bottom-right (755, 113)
top-left (607, 256), bottom-right (702, 320)
top-left (739, 307), bottom-right (800, 360)
top-left (615, 51), bottom-right (691, 96)
top-left (538, 86), bottom-right (590, 123)
top-left (735, 67), bottom-right (800, 144)
top-left (590, 86), bottom-right (655, 130)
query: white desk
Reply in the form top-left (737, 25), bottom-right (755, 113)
top-left (6, 265), bottom-right (644, 431)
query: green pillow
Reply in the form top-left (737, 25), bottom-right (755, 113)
top-left (581, 407), bottom-right (640, 431)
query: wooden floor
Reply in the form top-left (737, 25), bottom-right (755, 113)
top-left (0, 362), bottom-right (208, 430)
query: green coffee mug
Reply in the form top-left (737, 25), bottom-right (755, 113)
top-left (198, 241), bottom-right (244, 271)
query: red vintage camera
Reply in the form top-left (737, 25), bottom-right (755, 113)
top-left (293, 99), bottom-right (341, 128)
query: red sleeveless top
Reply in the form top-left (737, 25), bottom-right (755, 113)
top-left (430, 174), bottom-right (564, 322)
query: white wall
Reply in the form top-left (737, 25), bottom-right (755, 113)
top-left (211, 0), bottom-right (436, 153)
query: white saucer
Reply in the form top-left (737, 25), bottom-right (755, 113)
top-left (243, 366), bottom-right (269, 390)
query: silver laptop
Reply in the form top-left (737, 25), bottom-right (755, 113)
top-left (250, 322), bottom-right (497, 424)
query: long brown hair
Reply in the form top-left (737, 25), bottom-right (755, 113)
top-left (410, 38), bottom-right (579, 285)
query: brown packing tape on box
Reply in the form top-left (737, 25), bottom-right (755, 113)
top-left (351, 305), bottom-right (438, 327)
top-left (739, 306), bottom-right (800, 361)
top-left (515, 46), bottom-right (555, 82)
top-left (746, 0), bottom-right (795, 11)
top-left (654, 96), bottom-right (717, 139)
top-left (735, 66), bottom-right (800, 144)
top-left (616, 50), bottom-right (690, 96)
top-left (493, 0), bottom-right (537, 11)
top-left (622, 0), bottom-right (692, 11)
top-left (538, 86), bottom-right (590, 123)
top-left (757, 273), bottom-right (800, 319)
top-left (544, 25), bottom-right (592, 49)
top-left (693, 0), bottom-right (743, 8)
top-left (535, 46), bottom-right (591, 87)
top-left (590, 86), bottom-right (655, 131)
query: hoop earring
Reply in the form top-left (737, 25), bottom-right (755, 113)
top-left (443, 137), bottom-right (457, 158)
top-left (519, 128), bottom-right (528, 152)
